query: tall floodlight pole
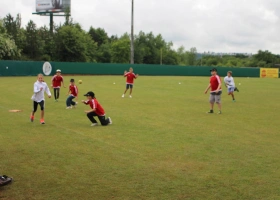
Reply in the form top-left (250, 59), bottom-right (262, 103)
top-left (50, 13), bottom-right (54, 34)
top-left (130, 0), bottom-right (134, 64)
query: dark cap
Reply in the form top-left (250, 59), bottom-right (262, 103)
top-left (84, 91), bottom-right (95, 98)
top-left (70, 78), bottom-right (75, 82)
top-left (210, 68), bottom-right (218, 72)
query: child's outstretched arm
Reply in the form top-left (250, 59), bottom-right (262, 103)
top-left (62, 77), bottom-right (66, 88)
top-left (34, 82), bottom-right (43, 94)
top-left (66, 88), bottom-right (70, 96)
top-left (204, 84), bottom-right (211, 94)
top-left (45, 85), bottom-right (52, 98)
top-left (85, 109), bottom-right (96, 114)
top-left (51, 76), bottom-right (55, 88)
top-left (75, 86), bottom-right (78, 100)
top-left (81, 100), bottom-right (88, 104)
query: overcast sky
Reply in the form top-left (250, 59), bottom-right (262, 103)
top-left (1, 0), bottom-right (280, 54)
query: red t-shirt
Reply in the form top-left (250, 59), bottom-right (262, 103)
top-left (125, 72), bottom-right (136, 84)
top-left (52, 75), bottom-right (64, 88)
top-left (69, 85), bottom-right (78, 97)
top-left (210, 75), bottom-right (222, 91)
top-left (85, 98), bottom-right (105, 116)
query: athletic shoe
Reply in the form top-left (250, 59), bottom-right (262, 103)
top-left (217, 111), bottom-right (222, 114)
top-left (129, 95), bottom-right (132, 98)
top-left (0, 175), bottom-right (13, 187)
top-left (40, 119), bottom-right (45, 124)
top-left (91, 123), bottom-right (98, 126)
top-left (233, 99), bottom-right (236, 102)
top-left (30, 114), bottom-right (34, 122)
top-left (122, 94), bottom-right (124, 98)
top-left (207, 110), bottom-right (214, 114)
top-left (73, 102), bottom-right (78, 108)
top-left (108, 117), bottom-right (113, 125)
top-left (66, 106), bottom-right (72, 109)
top-left (55, 99), bottom-right (58, 102)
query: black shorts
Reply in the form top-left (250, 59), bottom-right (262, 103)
top-left (210, 91), bottom-right (222, 95)
top-left (33, 100), bottom-right (45, 112)
top-left (126, 84), bottom-right (133, 89)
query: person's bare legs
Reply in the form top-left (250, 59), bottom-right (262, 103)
top-left (122, 88), bottom-right (128, 97)
top-left (231, 93), bottom-right (235, 100)
top-left (41, 110), bottom-right (44, 120)
top-left (217, 103), bottom-right (221, 111)
top-left (130, 88), bottom-right (133, 95)
top-left (210, 103), bottom-right (214, 110)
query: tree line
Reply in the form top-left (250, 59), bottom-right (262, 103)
top-left (0, 13), bottom-right (279, 68)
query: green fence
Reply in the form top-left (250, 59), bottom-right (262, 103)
top-left (0, 60), bottom-right (260, 77)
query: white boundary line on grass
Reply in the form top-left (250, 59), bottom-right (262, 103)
top-left (0, 105), bottom-right (142, 156)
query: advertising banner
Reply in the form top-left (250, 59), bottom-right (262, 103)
top-left (260, 68), bottom-right (279, 78)
top-left (36, 0), bottom-right (71, 13)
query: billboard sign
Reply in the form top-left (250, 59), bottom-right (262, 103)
top-left (36, 0), bottom-right (71, 13)
top-left (260, 68), bottom-right (279, 78)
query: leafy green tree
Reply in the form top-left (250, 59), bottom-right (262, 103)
top-left (254, 50), bottom-right (277, 67)
top-left (134, 32), bottom-right (150, 64)
top-left (111, 34), bottom-right (130, 63)
top-left (134, 32), bottom-right (168, 64)
top-left (55, 26), bottom-right (97, 62)
top-left (177, 46), bottom-right (188, 65)
top-left (23, 20), bottom-right (44, 60)
top-left (38, 26), bottom-right (54, 60)
top-left (143, 32), bottom-right (161, 64)
top-left (88, 27), bottom-right (109, 47)
top-left (3, 14), bottom-right (26, 51)
top-left (96, 43), bottom-right (112, 63)
top-left (162, 42), bottom-right (179, 65)
top-left (0, 19), bottom-right (5, 34)
top-left (0, 19), bottom-right (21, 60)
top-left (64, 7), bottom-right (73, 26)
top-left (187, 47), bottom-right (197, 66)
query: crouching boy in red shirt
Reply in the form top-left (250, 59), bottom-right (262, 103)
top-left (82, 91), bottom-right (112, 126)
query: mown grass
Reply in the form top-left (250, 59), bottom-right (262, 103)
top-left (0, 75), bottom-right (279, 200)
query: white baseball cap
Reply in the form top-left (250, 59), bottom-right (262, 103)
top-left (56, 69), bottom-right (61, 72)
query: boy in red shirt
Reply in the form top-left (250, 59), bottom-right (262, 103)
top-left (66, 79), bottom-right (78, 109)
top-left (122, 67), bottom-right (139, 98)
top-left (82, 91), bottom-right (112, 126)
top-left (204, 68), bottom-right (222, 114)
top-left (51, 69), bottom-right (65, 102)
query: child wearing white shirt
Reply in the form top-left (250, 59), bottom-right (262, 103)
top-left (30, 74), bottom-right (52, 124)
top-left (224, 71), bottom-right (239, 102)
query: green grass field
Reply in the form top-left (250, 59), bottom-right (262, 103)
top-left (0, 76), bottom-right (280, 200)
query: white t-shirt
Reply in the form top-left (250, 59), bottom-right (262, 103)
top-left (31, 81), bottom-right (51, 102)
top-left (224, 76), bottom-right (235, 88)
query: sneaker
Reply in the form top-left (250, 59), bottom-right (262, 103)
top-left (233, 99), bottom-right (236, 102)
top-left (73, 102), bottom-right (78, 108)
top-left (122, 94), bottom-right (124, 98)
top-left (129, 95), bottom-right (132, 98)
top-left (55, 99), bottom-right (58, 102)
top-left (30, 115), bottom-right (34, 122)
top-left (0, 175), bottom-right (13, 187)
top-left (217, 111), bottom-right (222, 114)
top-left (207, 110), bottom-right (214, 114)
top-left (108, 117), bottom-right (112, 125)
top-left (66, 106), bottom-right (72, 109)
top-left (40, 119), bottom-right (45, 124)
top-left (91, 123), bottom-right (98, 126)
